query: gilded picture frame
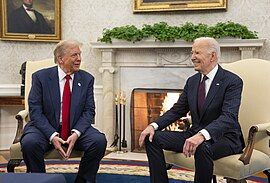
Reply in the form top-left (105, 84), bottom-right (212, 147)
top-left (133, 0), bottom-right (227, 12)
top-left (0, 0), bottom-right (61, 42)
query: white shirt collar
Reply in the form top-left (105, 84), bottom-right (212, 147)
top-left (204, 64), bottom-right (218, 81)
top-left (57, 66), bottom-right (74, 81)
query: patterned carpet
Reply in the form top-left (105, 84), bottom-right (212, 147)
top-left (0, 160), bottom-right (267, 183)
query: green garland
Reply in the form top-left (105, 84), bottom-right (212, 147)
top-left (98, 21), bottom-right (258, 43)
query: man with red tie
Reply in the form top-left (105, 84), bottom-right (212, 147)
top-left (139, 37), bottom-right (245, 183)
top-left (8, 0), bottom-right (52, 34)
top-left (21, 40), bottom-right (107, 183)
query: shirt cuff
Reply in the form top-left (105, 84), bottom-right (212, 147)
top-left (49, 132), bottom-right (59, 142)
top-left (72, 129), bottom-right (81, 137)
top-left (199, 129), bottom-right (211, 141)
top-left (150, 122), bottom-right (159, 130)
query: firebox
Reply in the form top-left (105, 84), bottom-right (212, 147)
top-left (130, 88), bottom-right (183, 152)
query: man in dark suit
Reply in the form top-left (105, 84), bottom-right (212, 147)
top-left (20, 40), bottom-right (107, 183)
top-left (139, 37), bottom-right (245, 183)
top-left (8, 0), bottom-right (52, 34)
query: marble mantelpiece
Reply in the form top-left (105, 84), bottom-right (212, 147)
top-left (91, 39), bottom-right (265, 148)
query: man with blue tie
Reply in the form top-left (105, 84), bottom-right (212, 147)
top-left (20, 40), bottom-right (107, 183)
top-left (139, 37), bottom-right (245, 183)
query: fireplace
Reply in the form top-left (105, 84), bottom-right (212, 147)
top-left (91, 39), bottom-right (265, 149)
top-left (130, 88), bottom-right (182, 152)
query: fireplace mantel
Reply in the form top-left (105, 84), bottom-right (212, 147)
top-left (90, 38), bottom-right (265, 148)
top-left (91, 39), bottom-right (265, 49)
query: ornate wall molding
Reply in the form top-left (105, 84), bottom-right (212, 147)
top-left (0, 84), bottom-right (21, 96)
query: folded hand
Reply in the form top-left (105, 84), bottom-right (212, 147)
top-left (65, 132), bottom-right (79, 159)
top-left (52, 136), bottom-right (67, 159)
top-left (183, 133), bottom-right (205, 157)
top-left (139, 125), bottom-right (155, 147)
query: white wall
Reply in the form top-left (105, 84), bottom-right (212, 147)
top-left (0, 0), bottom-right (269, 85)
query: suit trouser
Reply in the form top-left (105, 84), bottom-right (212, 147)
top-left (21, 126), bottom-right (107, 183)
top-left (145, 130), bottom-right (239, 183)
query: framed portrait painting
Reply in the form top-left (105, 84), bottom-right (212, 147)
top-left (0, 0), bottom-right (61, 42)
top-left (133, 0), bottom-right (227, 12)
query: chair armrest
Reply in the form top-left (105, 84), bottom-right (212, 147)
top-left (181, 116), bottom-right (192, 130)
top-left (16, 109), bottom-right (29, 122)
top-left (166, 116), bottom-right (192, 131)
top-left (13, 109), bottom-right (29, 144)
top-left (239, 123), bottom-right (270, 165)
top-left (265, 126), bottom-right (270, 136)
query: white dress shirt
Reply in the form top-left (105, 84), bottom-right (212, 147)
top-left (151, 64), bottom-right (219, 141)
top-left (23, 4), bottom-right (37, 22)
top-left (49, 67), bottom-right (81, 142)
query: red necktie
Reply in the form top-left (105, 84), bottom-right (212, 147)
top-left (198, 75), bottom-right (208, 113)
top-left (61, 75), bottom-right (71, 140)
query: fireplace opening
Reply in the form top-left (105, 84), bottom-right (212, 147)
top-left (130, 88), bottom-right (183, 152)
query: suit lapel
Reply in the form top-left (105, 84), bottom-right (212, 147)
top-left (20, 6), bottom-right (35, 23)
top-left (48, 67), bottom-right (61, 125)
top-left (190, 73), bottom-right (201, 120)
top-left (199, 66), bottom-right (224, 119)
top-left (70, 71), bottom-right (82, 126)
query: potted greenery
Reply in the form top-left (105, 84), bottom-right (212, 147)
top-left (98, 21), bottom-right (258, 43)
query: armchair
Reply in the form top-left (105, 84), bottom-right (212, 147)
top-left (7, 58), bottom-right (84, 172)
top-left (164, 59), bottom-right (270, 182)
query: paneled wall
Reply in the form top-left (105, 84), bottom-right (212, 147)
top-left (0, 0), bottom-right (269, 85)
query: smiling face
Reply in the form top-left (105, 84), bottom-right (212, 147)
top-left (57, 45), bottom-right (81, 75)
top-left (191, 39), bottom-right (218, 75)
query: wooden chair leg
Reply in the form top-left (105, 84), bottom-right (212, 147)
top-left (263, 170), bottom-right (270, 183)
top-left (7, 159), bottom-right (22, 172)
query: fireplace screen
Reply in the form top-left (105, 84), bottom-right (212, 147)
top-left (130, 88), bottom-right (183, 152)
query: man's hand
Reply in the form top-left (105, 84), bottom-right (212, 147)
top-left (139, 125), bottom-right (155, 147)
top-left (52, 136), bottom-right (67, 159)
top-left (65, 132), bottom-right (79, 159)
top-left (183, 133), bottom-right (205, 157)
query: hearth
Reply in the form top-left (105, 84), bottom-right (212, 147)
top-left (130, 88), bottom-right (182, 152)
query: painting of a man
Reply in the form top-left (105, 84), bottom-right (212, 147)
top-left (134, 0), bottom-right (226, 12)
top-left (8, 0), bottom-right (53, 34)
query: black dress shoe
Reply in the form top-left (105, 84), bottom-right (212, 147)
top-left (74, 175), bottom-right (85, 183)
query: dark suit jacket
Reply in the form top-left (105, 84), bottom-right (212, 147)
top-left (155, 65), bottom-right (245, 151)
top-left (8, 6), bottom-right (52, 34)
top-left (23, 66), bottom-right (95, 140)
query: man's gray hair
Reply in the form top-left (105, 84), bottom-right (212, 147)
top-left (194, 37), bottom-right (221, 61)
top-left (53, 40), bottom-right (82, 63)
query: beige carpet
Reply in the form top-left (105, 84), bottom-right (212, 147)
top-left (0, 159), bottom-right (264, 183)
top-left (0, 151), bottom-right (265, 183)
